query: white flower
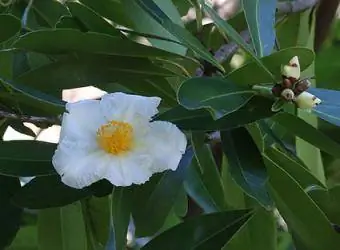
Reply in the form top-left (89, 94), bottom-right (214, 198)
top-left (52, 92), bottom-right (187, 189)
top-left (295, 91), bottom-right (321, 110)
top-left (281, 56), bottom-right (301, 79)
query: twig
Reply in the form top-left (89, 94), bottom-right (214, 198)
top-left (0, 111), bottom-right (61, 127)
top-left (277, 0), bottom-right (320, 14)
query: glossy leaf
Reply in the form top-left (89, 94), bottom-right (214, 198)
top-left (66, 1), bottom-right (121, 36)
top-left (13, 29), bottom-right (184, 58)
top-left (111, 187), bottom-right (133, 250)
top-left (272, 112), bottom-right (340, 158)
top-left (0, 14), bottom-right (21, 44)
top-left (12, 175), bottom-right (92, 209)
top-left (264, 156), bottom-right (340, 249)
top-left (221, 127), bottom-right (272, 208)
top-left (0, 140), bottom-right (56, 177)
top-left (178, 77), bottom-right (255, 119)
top-left (227, 47), bottom-right (314, 85)
top-left (201, 2), bottom-right (274, 80)
top-left (142, 209), bottom-right (253, 250)
top-left (132, 147), bottom-right (194, 236)
top-left (242, 0), bottom-right (276, 57)
top-left (133, 0), bottom-right (224, 72)
top-left (0, 176), bottom-right (22, 249)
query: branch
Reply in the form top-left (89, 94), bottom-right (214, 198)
top-left (0, 111), bottom-right (61, 127)
top-left (277, 0), bottom-right (320, 14)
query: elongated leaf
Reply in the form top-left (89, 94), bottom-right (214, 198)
top-left (178, 77), bottom-right (255, 119)
top-left (133, 0), bottom-right (224, 72)
top-left (272, 112), bottom-right (340, 158)
top-left (264, 156), bottom-right (340, 249)
top-left (221, 127), bottom-right (272, 208)
top-left (201, 2), bottom-right (274, 80)
top-left (66, 1), bottom-right (121, 36)
top-left (142, 209), bottom-right (253, 250)
top-left (13, 29), bottom-right (184, 58)
top-left (12, 175), bottom-right (92, 209)
top-left (157, 96), bottom-right (275, 131)
top-left (0, 176), bottom-right (22, 249)
top-left (227, 47), bottom-right (314, 85)
top-left (0, 14), bottom-right (21, 44)
top-left (242, 0), bottom-right (276, 57)
top-left (0, 140), bottom-right (56, 177)
top-left (38, 203), bottom-right (87, 250)
top-left (132, 147), bottom-right (194, 236)
top-left (111, 187), bottom-right (133, 250)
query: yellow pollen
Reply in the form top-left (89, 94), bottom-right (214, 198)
top-left (96, 120), bottom-right (134, 155)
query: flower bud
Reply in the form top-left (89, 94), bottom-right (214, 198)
top-left (294, 91), bottom-right (321, 110)
top-left (281, 56), bottom-right (301, 80)
top-left (282, 78), bottom-right (293, 89)
top-left (272, 84), bottom-right (283, 97)
top-left (281, 88), bottom-right (295, 101)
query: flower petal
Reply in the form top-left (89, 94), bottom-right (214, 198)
top-left (100, 92), bottom-right (161, 123)
top-left (144, 121), bottom-right (187, 173)
top-left (295, 91), bottom-right (321, 110)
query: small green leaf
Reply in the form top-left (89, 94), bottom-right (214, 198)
top-left (12, 175), bottom-right (92, 209)
top-left (227, 47), bottom-right (315, 86)
top-left (0, 140), bottom-right (56, 177)
top-left (142, 209), bottom-right (253, 250)
top-left (0, 14), bottom-right (21, 44)
top-left (272, 112), bottom-right (340, 158)
top-left (13, 29), bottom-right (185, 58)
top-left (242, 0), bottom-right (276, 57)
top-left (178, 77), bottom-right (255, 119)
top-left (221, 127), bottom-right (272, 208)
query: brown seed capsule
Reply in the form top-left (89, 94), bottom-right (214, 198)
top-left (282, 78), bottom-right (293, 89)
top-left (294, 80), bottom-right (310, 96)
top-left (281, 88), bottom-right (295, 101)
top-left (272, 84), bottom-right (283, 97)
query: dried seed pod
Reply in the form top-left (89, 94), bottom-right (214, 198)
top-left (281, 88), bottom-right (295, 101)
top-left (272, 84), bottom-right (283, 97)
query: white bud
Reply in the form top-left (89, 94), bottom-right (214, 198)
top-left (294, 91), bottom-right (321, 110)
top-left (281, 88), bottom-right (295, 101)
top-left (289, 56), bottom-right (300, 68)
top-left (281, 65), bottom-right (300, 79)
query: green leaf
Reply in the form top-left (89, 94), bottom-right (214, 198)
top-left (0, 140), bottom-right (56, 177)
top-left (133, 0), bottom-right (224, 72)
top-left (132, 147), bottom-right (194, 236)
top-left (38, 202), bottom-right (87, 250)
top-left (265, 156), bottom-right (340, 249)
top-left (13, 29), bottom-right (185, 58)
top-left (221, 127), bottom-right (272, 208)
top-left (111, 187), bottom-right (133, 250)
top-left (227, 47), bottom-right (315, 86)
top-left (178, 77), bottom-right (255, 119)
top-left (157, 96), bottom-right (275, 131)
top-left (0, 176), bottom-right (22, 249)
top-left (0, 14), bottom-right (21, 44)
top-left (272, 112), bottom-right (340, 158)
top-left (201, 2), bottom-right (274, 80)
top-left (66, 1), bottom-right (121, 36)
top-left (242, 0), bottom-right (276, 57)
top-left (12, 175), bottom-right (92, 209)
top-left (122, 0), bottom-right (187, 55)
top-left (189, 132), bottom-right (225, 210)
top-left (142, 209), bottom-right (253, 250)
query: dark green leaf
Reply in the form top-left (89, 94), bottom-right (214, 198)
top-left (66, 1), bottom-right (121, 36)
top-left (0, 176), bottom-right (22, 249)
top-left (142, 209), bottom-right (253, 250)
top-left (133, 0), bottom-right (224, 72)
top-left (132, 147), bottom-right (194, 236)
top-left (111, 187), bottom-right (133, 250)
top-left (272, 112), bottom-right (340, 158)
top-left (0, 14), bottom-right (21, 44)
top-left (177, 77), bottom-right (255, 119)
top-left (0, 140), bottom-right (56, 177)
top-left (12, 175), bottom-right (92, 209)
top-left (13, 29), bottom-right (185, 58)
top-left (227, 47), bottom-right (315, 86)
top-left (221, 127), bottom-right (272, 208)
top-left (242, 0), bottom-right (276, 57)
top-left (265, 156), bottom-right (340, 249)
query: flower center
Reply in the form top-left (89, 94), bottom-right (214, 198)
top-left (96, 120), bottom-right (134, 155)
